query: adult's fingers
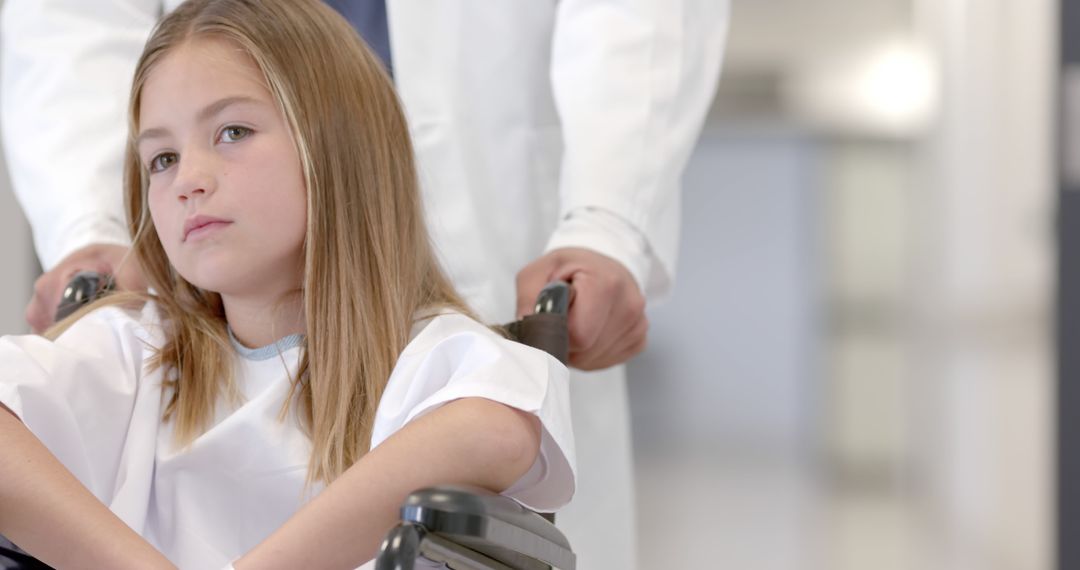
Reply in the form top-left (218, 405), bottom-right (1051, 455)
top-left (570, 310), bottom-right (648, 371)
top-left (25, 262), bottom-right (99, 333)
top-left (23, 244), bottom-right (141, 333)
top-left (515, 247), bottom-right (646, 370)
top-left (562, 270), bottom-right (616, 356)
top-left (25, 272), bottom-right (63, 333)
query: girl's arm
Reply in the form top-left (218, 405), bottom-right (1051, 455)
top-left (234, 397), bottom-right (542, 570)
top-left (0, 406), bottom-right (176, 570)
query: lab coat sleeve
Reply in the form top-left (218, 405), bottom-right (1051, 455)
top-left (0, 0), bottom-right (162, 269)
top-left (372, 314), bottom-right (576, 513)
top-left (545, 0), bottom-right (729, 299)
top-left (0, 306), bottom-right (158, 506)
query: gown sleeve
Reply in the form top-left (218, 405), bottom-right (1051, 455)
top-left (371, 313), bottom-right (576, 513)
top-left (0, 305), bottom-right (163, 511)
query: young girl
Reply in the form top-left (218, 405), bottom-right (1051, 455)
top-left (0, 1), bottom-right (574, 568)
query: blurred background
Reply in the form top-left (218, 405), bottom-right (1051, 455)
top-left (627, 0), bottom-right (1056, 568)
top-left (0, 0), bottom-right (1063, 568)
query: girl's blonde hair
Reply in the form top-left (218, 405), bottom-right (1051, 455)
top-left (109, 0), bottom-right (469, 484)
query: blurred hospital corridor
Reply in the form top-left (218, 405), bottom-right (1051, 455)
top-left (627, 0), bottom-right (1055, 568)
top-left (0, 0), bottom-right (1068, 568)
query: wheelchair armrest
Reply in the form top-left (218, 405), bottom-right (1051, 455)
top-left (376, 283), bottom-right (575, 569)
top-left (376, 485), bottom-right (575, 570)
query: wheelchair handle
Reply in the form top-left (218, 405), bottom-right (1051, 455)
top-left (502, 281), bottom-right (571, 366)
top-left (533, 281), bottom-right (571, 316)
top-left (55, 271), bottom-right (114, 322)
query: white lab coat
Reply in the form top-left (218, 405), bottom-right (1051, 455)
top-left (0, 303), bottom-right (575, 569)
top-left (1, 2), bottom-right (728, 567)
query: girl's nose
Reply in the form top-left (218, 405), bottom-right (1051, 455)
top-left (179, 186), bottom-right (208, 202)
top-left (174, 150), bottom-right (217, 202)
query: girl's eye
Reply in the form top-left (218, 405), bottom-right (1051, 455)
top-left (149, 152), bottom-right (177, 173)
top-left (220, 125), bottom-right (252, 143)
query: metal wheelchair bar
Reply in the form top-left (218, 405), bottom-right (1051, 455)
top-left (418, 532), bottom-right (516, 570)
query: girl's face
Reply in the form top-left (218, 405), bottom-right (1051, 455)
top-left (137, 38), bottom-right (307, 301)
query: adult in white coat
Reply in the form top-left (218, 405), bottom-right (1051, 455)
top-left (1, 1), bottom-right (728, 567)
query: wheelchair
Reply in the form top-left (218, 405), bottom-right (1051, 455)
top-left (0, 278), bottom-right (576, 570)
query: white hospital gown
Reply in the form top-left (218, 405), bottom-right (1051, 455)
top-left (0, 302), bottom-right (575, 569)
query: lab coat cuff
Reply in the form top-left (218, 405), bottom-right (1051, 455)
top-left (544, 207), bottom-right (653, 295)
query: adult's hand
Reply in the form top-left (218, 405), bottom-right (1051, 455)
top-left (516, 248), bottom-right (647, 371)
top-left (25, 243), bottom-right (146, 333)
